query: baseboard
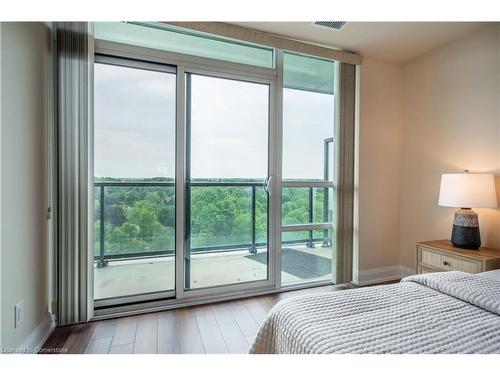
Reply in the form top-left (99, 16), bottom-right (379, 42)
top-left (17, 313), bottom-right (55, 353)
top-left (353, 265), bottom-right (415, 286)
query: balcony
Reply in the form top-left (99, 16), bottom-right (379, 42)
top-left (94, 180), bottom-right (333, 300)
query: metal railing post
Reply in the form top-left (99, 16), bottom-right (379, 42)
top-left (249, 185), bottom-right (257, 254)
top-left (97, 184), bottom-right (108, 268)
top-left (322, 137), bottom-right (333, 248)
top-left (306, 187), bottom-right (315, 248)
top-left (184, 73), bottom-right (192, 290)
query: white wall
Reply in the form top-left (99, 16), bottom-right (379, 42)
top-left (355, 24), bottom-right (500, 281)
top-left (354, 56), bottom-right (404, 283)
top-left (0, 22), bottom-right (51, 350)
top-left (400, 24), bottom-right (500, 270)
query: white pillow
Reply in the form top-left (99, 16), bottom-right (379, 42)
top-left (478, 269), bottom-right (500, 282)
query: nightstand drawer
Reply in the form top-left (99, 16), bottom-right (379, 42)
top-left (420, 247), bottom-right (483, 273)
top-left (416, 240), bottom-right (500, 275)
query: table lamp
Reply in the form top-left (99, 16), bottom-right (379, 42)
top-left (438, 171), bottom-right (497, 249)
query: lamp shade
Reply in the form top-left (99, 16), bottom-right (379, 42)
top-left (438, 173), bottom-right (498, 208)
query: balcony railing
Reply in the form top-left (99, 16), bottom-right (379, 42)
top-left (94, 179), bottom-right (332, 268)
top-left (94, 138), bottom-right (335, 267)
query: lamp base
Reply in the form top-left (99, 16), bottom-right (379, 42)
top-left (451, 208), bottom-right (481, 250)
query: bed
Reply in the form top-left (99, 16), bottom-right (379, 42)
top-left (249, 271), bottom-right (500, 354)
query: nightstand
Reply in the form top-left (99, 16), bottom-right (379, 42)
top-left (416, 240), bottom-right (500, 274)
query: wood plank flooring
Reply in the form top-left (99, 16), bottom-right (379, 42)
top-left (41, 284), bottom-right (354, 354)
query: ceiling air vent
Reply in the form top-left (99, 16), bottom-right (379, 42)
top-left (313, 21), bottom-right (347, 30)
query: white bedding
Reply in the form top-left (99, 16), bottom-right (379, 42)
top-left (478, 269), bottom-right (500, 282)
top-left (249, 271), bottom-right (500, 354)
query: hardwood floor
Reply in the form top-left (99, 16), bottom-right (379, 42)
top-left (41, 284), bottom-right (354, 354)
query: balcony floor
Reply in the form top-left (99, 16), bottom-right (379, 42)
top-left (94, 244), bottom-right (333, 300)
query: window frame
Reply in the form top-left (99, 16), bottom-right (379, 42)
top-left (95, 21), bottom-right (276, 70)
top-left (279, 53), bottom-right (337, 287)
top-left (182, 69), bottom-right (277, 299)
top-left (91, 37), bottom-right (340, 318)
top-left (92, 55), bottom-right (178, 308)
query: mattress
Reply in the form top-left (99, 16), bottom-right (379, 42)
top-left (249, 271), bottom-right (500, 354)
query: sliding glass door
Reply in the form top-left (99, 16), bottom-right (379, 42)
top-left (92, 40), bottom-right (337, 311)
top-left (93, 56), bottom-right (177, 304)
top-left (184, 72), bottom-right (272, 292)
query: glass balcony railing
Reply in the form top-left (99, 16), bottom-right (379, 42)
top-left (94, 180), bottom-right (332, 267)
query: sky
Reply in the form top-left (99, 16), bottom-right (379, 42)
top-left (94, 62), bottom-right (335, 181)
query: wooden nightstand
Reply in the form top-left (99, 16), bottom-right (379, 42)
top-left (416, 240), bottom-right (500, 274)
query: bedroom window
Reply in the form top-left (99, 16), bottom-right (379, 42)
top-left (88, 22), bottom-right (354, 315)
top-left (94, 22), bottom-right (274, 69)
top-left (93, 57), bottom-right (177, 304)
top-left (280, 52), bottom-right (336, 286)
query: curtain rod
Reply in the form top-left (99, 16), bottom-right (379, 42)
top-left (164, 22), bottom-right (363, 66)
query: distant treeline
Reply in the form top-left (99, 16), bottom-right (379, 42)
top-left (94, 177), bottom-right (331, 256)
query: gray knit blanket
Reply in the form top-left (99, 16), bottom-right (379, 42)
top-left (249, 272), bottom-right (500, 354)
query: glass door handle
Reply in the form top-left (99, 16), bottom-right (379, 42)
top-left (263, 175), bottom-right (273, 195)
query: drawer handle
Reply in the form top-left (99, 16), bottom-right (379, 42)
top-left (442, 261), bottom-right (450, 266)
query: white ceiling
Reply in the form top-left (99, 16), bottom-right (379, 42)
top-left (230, 22), bottom-right (487, 63)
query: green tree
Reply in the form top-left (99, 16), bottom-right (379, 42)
top-left (109, 222), bottom-right (141, 251)
top-left (157, 204), bottom-right (174, 228)
top-left (127, 200), bottom-right (162, 241)
top-left (106, 204), bottom-right (126, 227)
